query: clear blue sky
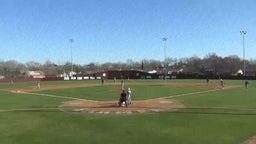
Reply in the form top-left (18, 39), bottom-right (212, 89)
top-left (0, 0), bottom-right (255, 64)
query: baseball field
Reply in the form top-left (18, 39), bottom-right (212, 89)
top-left (0, 79), bottom-right (256, 144)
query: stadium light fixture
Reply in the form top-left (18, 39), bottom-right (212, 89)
top-left (240, 31), bottom-right (246, 76)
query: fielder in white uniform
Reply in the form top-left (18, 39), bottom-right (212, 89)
top-left (127, 88), bottom-right (132, 104)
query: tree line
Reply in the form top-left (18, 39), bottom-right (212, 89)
top-left (0, 53), bottom-right (255, 78)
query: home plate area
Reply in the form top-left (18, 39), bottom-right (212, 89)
top-left (59, 98), bottom-right (184, 115)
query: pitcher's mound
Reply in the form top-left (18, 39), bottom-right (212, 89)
top-left (59, 98), bottom-right (184, 115)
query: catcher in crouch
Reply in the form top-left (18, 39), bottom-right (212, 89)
top-left (118, 90), bottom-right (128, 107)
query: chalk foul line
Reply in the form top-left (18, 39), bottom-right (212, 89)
top-left (0, 107), bottom-right (59, 112)
top-left (20, 91), bottom-right (87, 101)
top-left (163, 89), bottom-right (220, 99)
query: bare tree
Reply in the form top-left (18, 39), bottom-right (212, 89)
top-left (184, 56), bottom-right (203, 73)
top-left (203, 53), bottom-right (223, 74)
top-left (84, 62), bottom-right (100, 73)
top-left (0, 60), bottom-right (26, 78)
top-left (1, 53), bottom-right (254, 78)
top-left (26, 61), bottom-right (42, 71)
top-left (223, 55), bottom-right (242, 74)
top-left (42, 60), bottom-right (59, 77)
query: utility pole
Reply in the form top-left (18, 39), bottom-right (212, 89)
top-left (69, 38), bottom-right (74, 76)
top-left (162, 37), bottom-right (168, 80)
top-left (240, 31), bottom-right (246, 76)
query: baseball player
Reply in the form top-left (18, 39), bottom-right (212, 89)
top-left (220, 79), bottom-right (224, 89)
top-left (245, 80), bottom-right (249, 89)
top-left (37, 80), bottom-right (41, 89)
top-left (119, 90), bottom-right (127, 107)
top-left (127, 88), bottom-right (132, 104)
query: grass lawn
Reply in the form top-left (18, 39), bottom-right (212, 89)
top-left (0, 79), bottom-right (256, 144)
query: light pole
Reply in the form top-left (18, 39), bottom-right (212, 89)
top-left (69, 38), bottom-right (74, 76)
top-left (162, 37), bottom-right (167, 80)
top-left (240, 31), bottom-right (246, 76)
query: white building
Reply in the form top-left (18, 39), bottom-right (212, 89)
top-left (26, 71), bottom-right (45, 78)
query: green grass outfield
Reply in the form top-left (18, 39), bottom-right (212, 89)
top-left (0, 79), bottom-right (256, 144)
